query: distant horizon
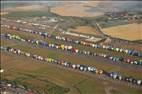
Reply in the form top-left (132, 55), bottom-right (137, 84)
top-left (1, 0), bottom-right (142, 1)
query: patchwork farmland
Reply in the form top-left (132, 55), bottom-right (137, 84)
top-left (1, 1), bottom-right (142, 94)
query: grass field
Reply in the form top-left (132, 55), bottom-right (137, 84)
top-left (1, 38), bottom-right (142, 79)
top-left (1, 3), bottom-right (142, 93)
top-left (69, 26), bottom-right (102, 36)
top-left (1, 40), bottom-right (142, 94)
top-left (1, 3), bottom-right (57, 19)
top-left (3, 11), bottom-right (57, 19)
top-left (1, 26), bottom-right (142, 93)
top-left (102, 23), bottom-right (142, 41)
top-left (1, 46), bottom-right (142, 94)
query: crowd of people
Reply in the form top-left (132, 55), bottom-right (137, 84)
top-left (1, 24), bottom-right (142, 58)
top-left (1, 46), bottom-right (142, 86)
top-left (1, 33), bottom-right (142, 66)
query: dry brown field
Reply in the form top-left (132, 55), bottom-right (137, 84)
top-left (70, 26), bottom-right (102, 36)
top-left (51, 2), bottom-right (103, 17)
top-left (102, 23), bottom-right (142, 41)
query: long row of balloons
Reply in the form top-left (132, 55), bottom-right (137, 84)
top-left (1, 33), bottom-right (142, 66)
top-left (1, 24), bottom-right (142, 58)
top-left (1, 46), bottom-right (142, 86)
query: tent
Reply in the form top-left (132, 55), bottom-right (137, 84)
top-left (137, 80), bottom-right (142, 85)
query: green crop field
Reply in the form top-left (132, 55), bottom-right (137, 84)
top-left (3, 11), bottom-right (58, 18)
